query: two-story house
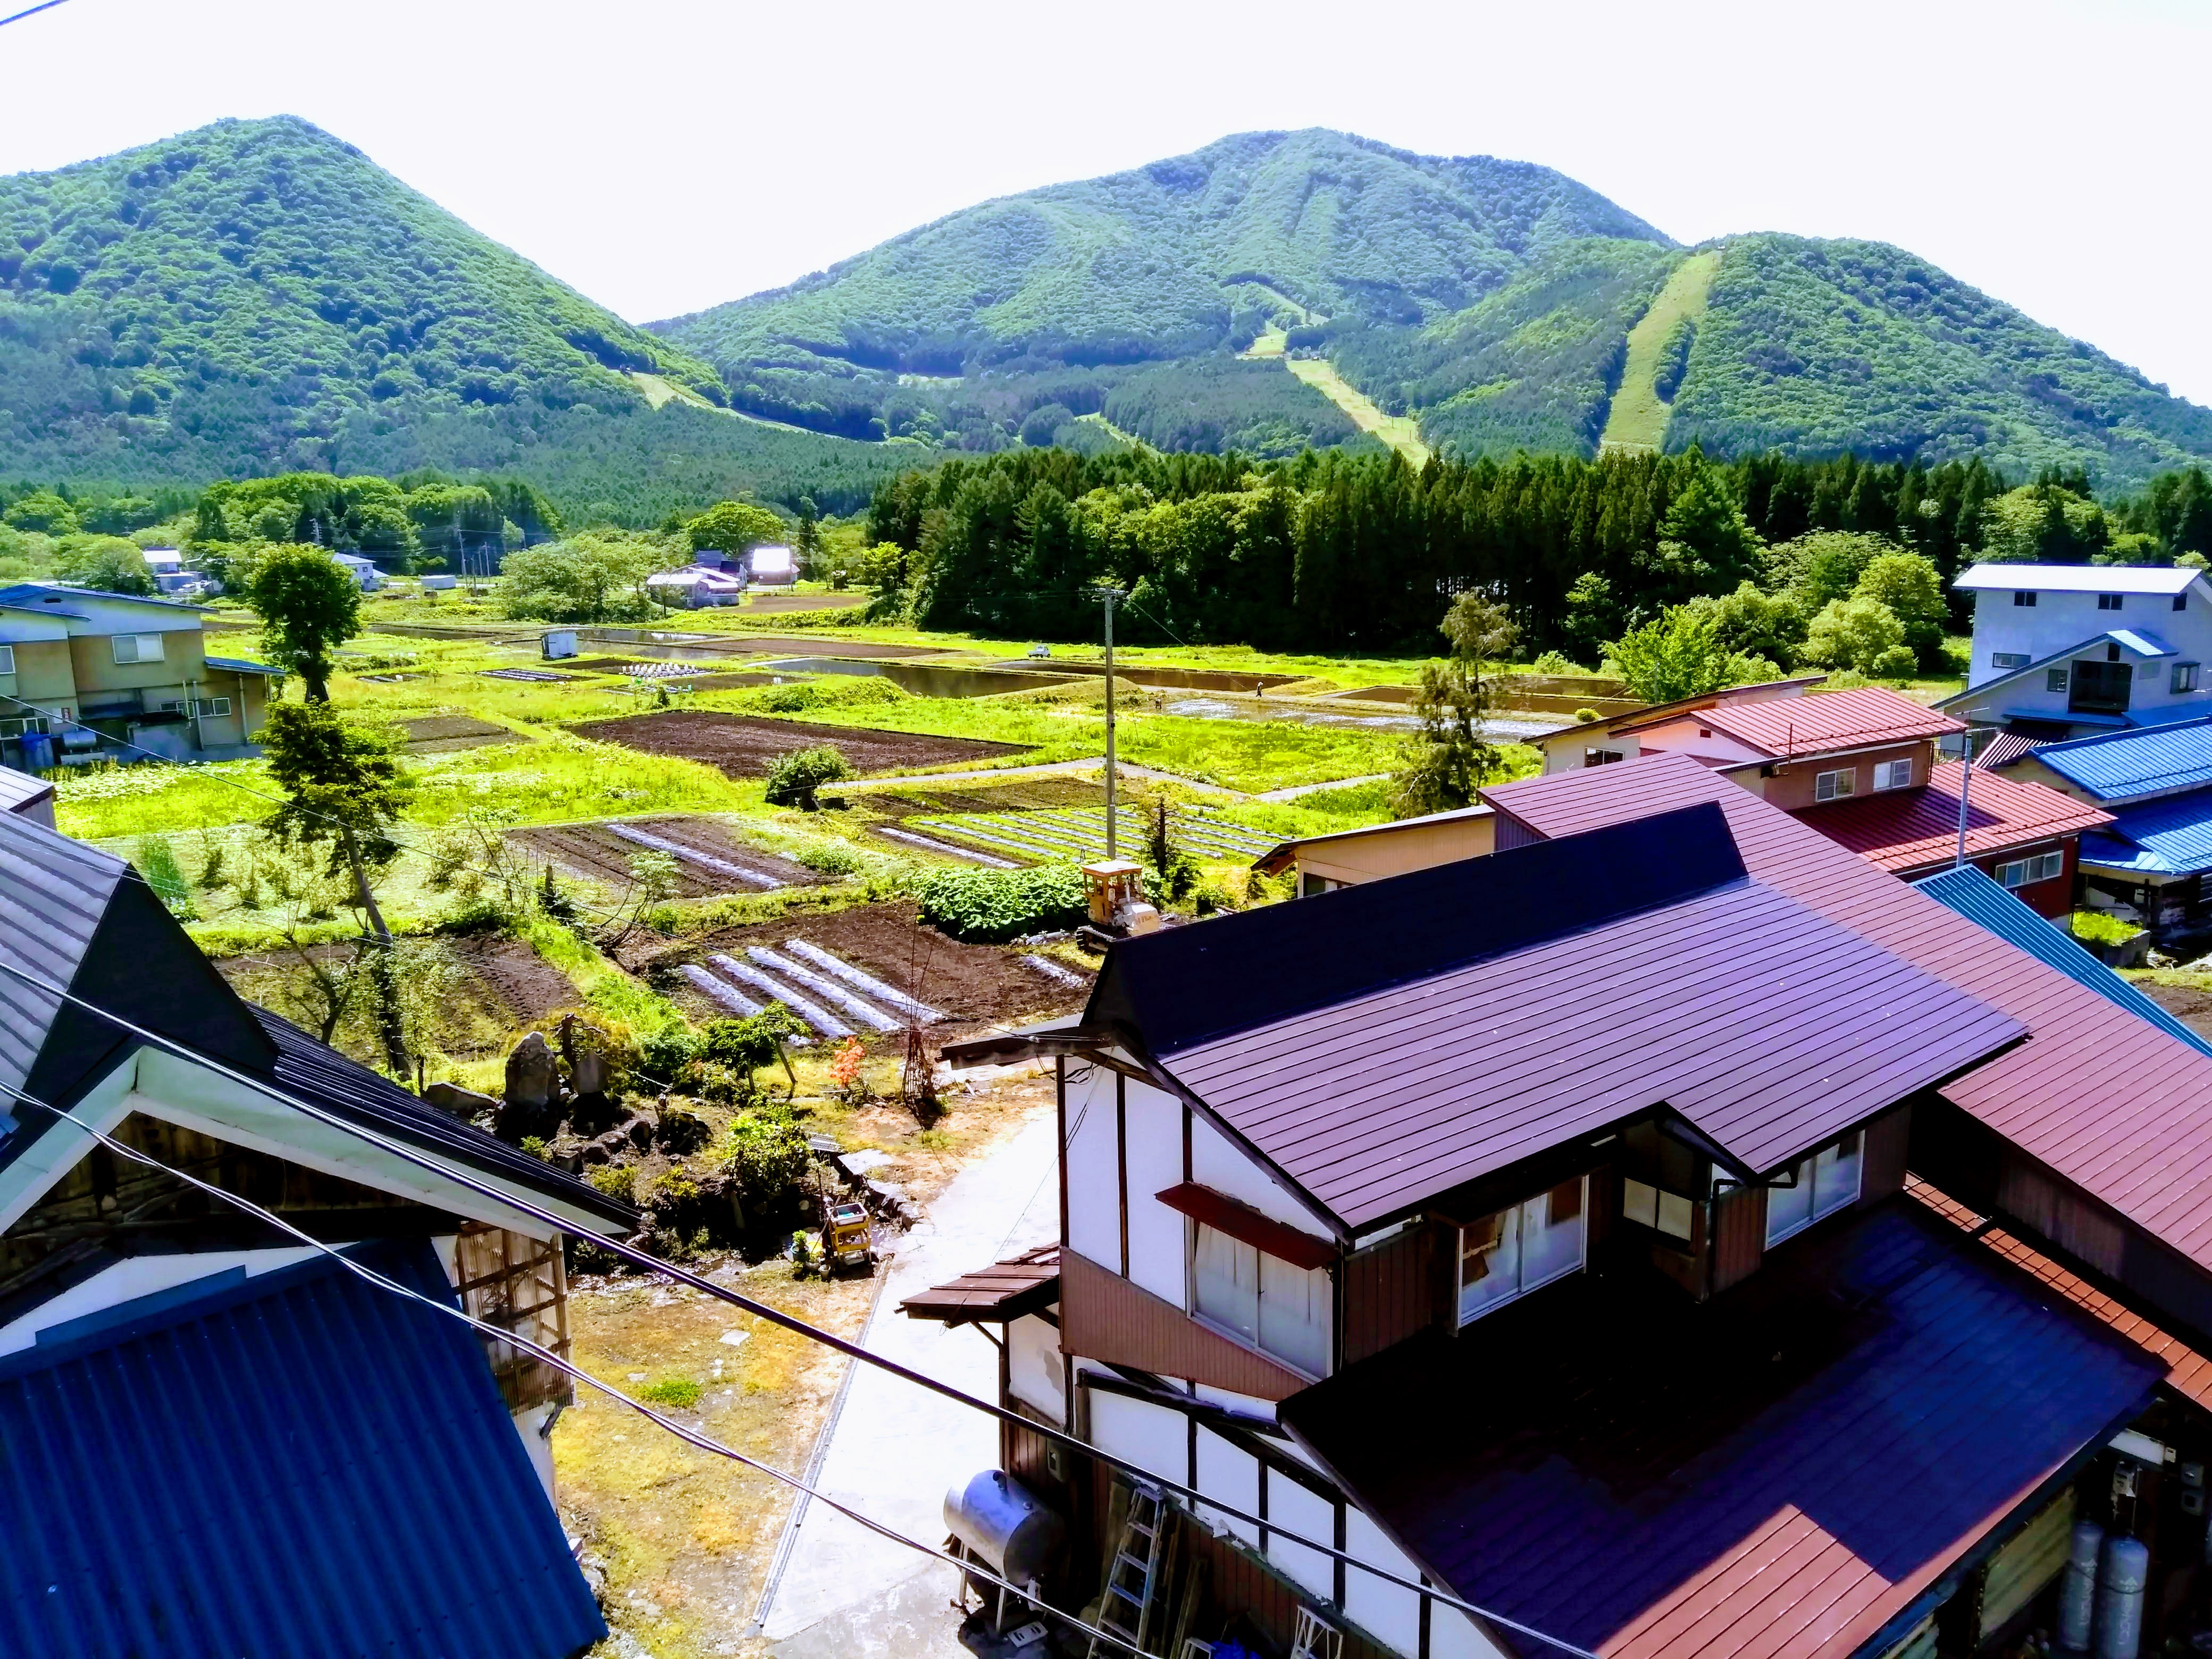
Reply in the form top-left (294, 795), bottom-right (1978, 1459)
top-left (927, 766), bottom-right (2212, 1659)
top-left (0, 583), bottom-right (277, 765)
top-left (1353, 685), bottom-right (2108, 917)
top-left (1943, 564), bottom-right (2212, 739)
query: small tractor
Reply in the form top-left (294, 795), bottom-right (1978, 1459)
top-left (819, 1193), bottom-right (876, 1276)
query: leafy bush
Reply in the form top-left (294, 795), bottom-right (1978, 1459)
top-left (135, 834), bottom-right (197, 917)
top-left (793, 843), bottom-right (863, 876)
top-left (1800, 596), bottom-right (1907, 674)
top-left (916, 863), bottom-right (1088, 942)
top-left (764, 745), bottom-right (853, 809)
top-left (725, 1108), bottom-right (814, 1207)
top-left (588, 1164), bottom-right (637, 1205)
top-left (499, 531), bottom-right (670, 623)
top-left (2071, 909), bottom-right (2141, 946)
top-left (1528, 650), bottom-right (1581, 675)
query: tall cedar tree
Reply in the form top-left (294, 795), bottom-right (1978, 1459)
top-left (1395, 592), bottom-right (1516, 818)
top-left (244, 546), bottom-right (362, 702)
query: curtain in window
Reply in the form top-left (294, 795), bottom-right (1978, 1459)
top-left (1813, 1134), bottom-right (1862, 1218)
top-left (1259, 1253), bottom-right (1331, 1378)
top-left (1459, 1208), bottom-right (1522, 1322)
top-left (1765, 1161), bottom-right (1814, 1244)
top-left (1193, 1225), bottom-right (1259, 1344)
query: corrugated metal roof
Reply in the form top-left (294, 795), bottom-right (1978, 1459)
top-left (2108, 628), bottom-right (2175, 657)
top-left (1283, 1201), bottom-right (2161, 1659)
top-left (1974, 730), bottom-right (2048, 769)
top-left (1088, 804), bottom-right (2023, 1230)
top-left (1482, 753), bottom-right (2212, 1276)
top-left (0, 1238), bottom-right (606, 1659)
top-left (0, 765), bottom-right (54, 814)
top-left (1624, 685), bottom-right (1960, 756)
top-left (1793, 760), bottom-right (2111, 873)
top-left (2080, 791), bottom-right (2212, 875)
top-left (1955, 563), bottom-right (2200, 595)
top-left (203, 653), bottom-right (279, 675)
top-left (2031, 716), bottom-right (2212, 801)
top-left (0, 811), bottom-right (125, 1117)
top-left (1912, 866), bottom-right (2212, 1059)
top-left (0, 582), bottom-right (208, 612)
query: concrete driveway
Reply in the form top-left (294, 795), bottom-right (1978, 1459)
top-left (760, 1105), bottom-right (1060, 1658)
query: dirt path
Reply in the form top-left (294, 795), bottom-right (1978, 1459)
top-left (1285, 357), bottom-right (1431, 466)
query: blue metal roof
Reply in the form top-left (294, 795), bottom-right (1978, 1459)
top-left (2032, 716), bottom-right (2212, 801)
top-left (1913, 866), bottom-right (2212, 1059)
top-left (0, 1239), bottom-right (606, 1659)
top-left (2108, 628), bottom-right (2175, 658)
top-left (0, 582), bottom-right (208, 612)
top-left (2080, 790), bottom-right (2212, 876)
top-left (204, 653), bottom-right (279, 675)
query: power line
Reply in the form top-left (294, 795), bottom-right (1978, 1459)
top-left (0, 940), bottom-right (1602, 1658)
top-left (0, 0), bottom-right (71, 28)
top-left (7, 1093), bottom-right (1148, 1659)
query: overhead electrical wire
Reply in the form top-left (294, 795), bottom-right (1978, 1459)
top-left (0, 0), bottom-right (71, 28)
top-left (6, 1093), bottom-right (1150, 1659)
top-left (0, 941), bottom-right (1604, 1659)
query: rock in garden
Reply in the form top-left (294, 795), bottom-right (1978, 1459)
top-left (565, 1089), bottom-right (627, 1139)
top-left (623, 1115), bottom-right (657, 1152)
top-left (506, 1031), bottom-right (560, 1110)
top-left (423, 1082), bottom-right (498, 1120)
top-left (657, 1108), bottom-right (710, 1156)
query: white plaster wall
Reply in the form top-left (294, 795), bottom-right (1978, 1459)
top-left (1008, 1313), bottom-right (1066, 1426)
top-left (0, 1245), bottom-right (320, 1356)
top-left (1125, 1078), bottom-right (1186, 1306)
top-left (1088, 1388), bottom-right (1187, 1488)
top-left (1195, 1426), bottom-right (1261, 1548)
top-left (1432, 1606), bottom-right (1511, 1659)
top-left (1065, 1060), bottom-right (1121, 1269)
top-left (1344, 1506), bottom-right (1426, 1657)
top-left (1191, 1114), bottom-right (1334, 1239)
top-left (1266, 1473), bottom-right (1337, 1601)
top-left (1621, 717), bottom-right (1764, 767)
top-left (1194, 1383), bottom-right (1278, 1422)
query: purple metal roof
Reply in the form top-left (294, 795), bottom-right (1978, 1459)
top-left (1091, 804), bottom-right (2023, 1231)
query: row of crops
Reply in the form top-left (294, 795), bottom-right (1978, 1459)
top-left (909, 807), bottom-right (1277, 867)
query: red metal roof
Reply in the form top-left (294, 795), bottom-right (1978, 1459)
top-left (898, 1245), bottom-right (1060, 1325)
top-left (1792, 760), bottom-right (2113, 874)
top-left (1484, 752), bottom-right (2212, 1276)
top-left (1619, 686), bottom-right (1962, 757)
top-left (1281, 1200), bottom-right (2161, 1659)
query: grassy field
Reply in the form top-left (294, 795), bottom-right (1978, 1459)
top-left (1284, 357), bottom-right (1431, 466)
top-left (1599, 249), bottom-right (1722, 455)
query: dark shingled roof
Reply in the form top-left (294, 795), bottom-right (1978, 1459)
top-left (900, 1244), bottom-right (1060, 1325)
top-left (1083, 804), bottom-right (2023, 1231)
top-left (1282, 1201), bottom-right (2162, 1659)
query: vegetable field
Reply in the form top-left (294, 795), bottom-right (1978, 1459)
top-left (910, 807), bottom-right (1276, 866)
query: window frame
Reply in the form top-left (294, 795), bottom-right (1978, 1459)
top-left (1996, 850), bottom-right (2065, 889)
top-left (1188, 1221), bottom-right (1333, 1379)
top-left (1583, 747), bottom-right (1624, 767)
top-left (111, 632), bottom-right (165, 665)
top-left (2098, 593), bottom-right (2124, 611)
top-left (1764, 1130), bottom-right (1865, 1247)
top-left (1814, 766), bottom-right (1856, 802)
top-left (2013, 591), bottom-right (2038, 607)
top-left (1990, 652), bottom-right (2030, 670)
top-left (0, 643), bottom-right (14, 676)
top-left (1872, 757), bottom-right (1914, 791)
top-left (2177, 593), bottom-right (2191, 614)
top-left (2048, 668), bottom-right (2069, 693)
top-left (1455, 1176), bottom-right (1588, 1328)
top-left (2175, 662), bottom-right (2201, 694)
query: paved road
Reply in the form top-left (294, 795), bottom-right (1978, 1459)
top-left (760, 1105), bottom-right (1061, 1658)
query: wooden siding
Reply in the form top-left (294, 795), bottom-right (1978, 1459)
top-left (1710, 1186), bottom-right (1765, 1294)
top-left (1862, 1104), bottom-right (1912, 1205)
top-left (1342, 1224), bottom-right (1442, 1367)
top-left (1060, 1247), bottom-right (1311, 1401)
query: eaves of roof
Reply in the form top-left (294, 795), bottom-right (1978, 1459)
top-left (1955, 562), bottom-right (2201, 596)
top-left (1794, 761), bottom-right (2112, 874)
top-left (0, 583), bottom-right (209, 613)
top-left (1937, 632), bottom-right (2180, 710)
top-left (2030, 716), bottom-right (2212, 803)
top-left (2079, 791), bottom-right (2212, 878)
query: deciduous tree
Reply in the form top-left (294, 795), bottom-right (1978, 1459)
top-left (244, 546), bottom-right (362, 703)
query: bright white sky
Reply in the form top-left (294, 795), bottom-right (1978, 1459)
top-left (2, 0), bottom-right (2207, 404)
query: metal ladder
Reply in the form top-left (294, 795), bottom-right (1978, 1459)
top-left (1290, 1606), bottom-right (1343, 1659)
top-left (1090, 1482), bottom-right (1167, 1656)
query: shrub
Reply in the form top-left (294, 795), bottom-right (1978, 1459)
top-left (725, 1108), bottom-right (814, 1209)
top-left (764, 745), bottom-right (853, 809)
top-left (136, 834), bottom-right (197, 918)
top-left (588, 1164), bottom-right (637, 1205)
top-left (1800, 596), bottom-right (1907, 674)
top-left (635, 1025), bottom-right (700, 1090)
top-left (794, 842), bottom-right (863, 876)
top-left (916, 863), bottom-right (1089, 942)
top-left (1528, 650), bottom-right (1581, 675)
top-left (1871, 644), bottom-right (1918, 680)
top-left (2071, 909), bottom-right (2141, 946)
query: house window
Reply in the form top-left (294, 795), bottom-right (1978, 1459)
top-left (2014, 592), bottom-right (2038, 607)
top-left (0, 644), bottom-right (14, 675)
top-left (2176, 663), bottom-right (2200, 694)
top-left (2178, 593), bottom-right (2191, 613)
top-left (1996, 850), bottom-right (2065, 889)
top-left (1583, 747), bottom-right (1624, 766)
top-left (112, 633), bottom-right (165, 664)
top-left (1814, 767), bottom-right (1856, 801)
top-left (1191, 1224), bottom-right (1331, 1377)
top-left (2142, 662), bottom-right (2163, 680)
top-left (159, 697), bottom-right (232, 718)
top-left (2098, 594), bottom-right (2124, 611)
top-left (1300, 874), bottom-right (1339, 898)
top-left (1457, 1178), bottom-right (1586, 1325)
top-left (1991, 652), bottom-right (2030, 669)
top-left (1872, 758), bottom-right (1914, 791)
top-left (2048, 668), bottom-right (2070, 693)
top-left (1764, 1132), bottom-right (1864, 1246)
top-left (1621, 1177), bottom-right (1695, 1241)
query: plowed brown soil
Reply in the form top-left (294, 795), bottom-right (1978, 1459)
top-left (567, 710), bottom-right (1028, 777)
top-left (512, 816), bottom-right (824, 898)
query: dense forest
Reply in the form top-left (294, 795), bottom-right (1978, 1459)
top-left (861, 445), bottom-right (2212, 656)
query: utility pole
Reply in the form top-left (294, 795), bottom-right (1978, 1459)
top-left (1098, 586), bottom-right (1126, 858)
top-left (1953, 707), bottom-right (1991, 870)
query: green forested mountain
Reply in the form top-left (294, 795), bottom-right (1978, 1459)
top-left (0, 116), bottom-right (905, 514)
top-left (657, 130), bottom-right (2212, 485)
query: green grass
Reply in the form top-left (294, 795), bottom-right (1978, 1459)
top-left (2069, 909), bottom-right (2142, 947)
top-left (1284, 357), bottom-right (1431, 466)
top-left (1600, 249), bottom-right (1721, 454)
